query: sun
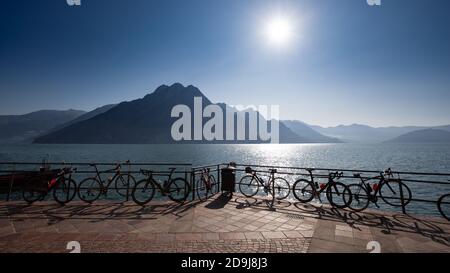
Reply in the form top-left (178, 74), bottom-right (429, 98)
top-left (264, 16), bottom-right (294, 48)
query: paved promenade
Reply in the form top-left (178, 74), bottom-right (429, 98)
top-left (0, 194), bottom-right (449, 253)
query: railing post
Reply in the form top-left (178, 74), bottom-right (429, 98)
top-left (191, 169), bottom-right (196, 201)
top-left (126, 161), bottom-right (131, 202)
top-left (399, 180), bottom-right (406, 214)
top-left (217, 164), bottom-right (220, 194)
top-left (7, 163), bottom-right (16, 202)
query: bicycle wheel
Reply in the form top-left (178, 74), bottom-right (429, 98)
top-left (167, 177), bottom-right (190, 202)
top-left (239, 175), bottom-right (259, 197)
top-left (77, 177), bottom-right (102, 203)
top-left (131, 179), bottom-right (156, 206)
top-left (209, 175), bottom-right (218, 194)
top-left (22, 177), bottom-right (46, 203)
top-left (437, 194), bottom-right (450, 221)
top-left (346, 184), bottom-right (370, 212)
top-left (292, 179), bottom-right (315, 203)
top-left (326, 182), bottom-right (351, 209)
top-left (269, 177), bottom-right (291, 200)
top-left (114, 174), bottom-right (136, 198)
top-left (53, 178), bottom-right (77, 205)
top-left (196, 177), bottom-right (211, 202)
top-left (379, 180), bottom-right (412, 207)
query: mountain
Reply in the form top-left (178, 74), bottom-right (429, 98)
top-left (0, 110), bottom-right (86, 144)
top-left (385, 129), bottom-right (450, 143)
top-left (311, 124), bottom-right (429, 143)
top-left (282, 120), bottom-right (342, 143)
top-left (34, 83), bottom-right (310, 144)
top-left (49, 104), bottom-right (117, 132)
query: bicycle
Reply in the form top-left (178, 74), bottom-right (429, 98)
top-left (345, 168), bottom-right (412, 212)
top-left (196, 168), bottom-right (218, 201)
top-left (77, 162), bottom-right (136, 203)
top-left (292, 169), bottom-right (351, 209)
top-left (131, 168), bottom-right (191, 205)
top-left (437, 193), bottom-right (450, 221)
top-left (238, 167), bottom-right (290, 200)
top-left (22, 166), bottom-right (77, 205)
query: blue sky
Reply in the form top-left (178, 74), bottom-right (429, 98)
top-left (0, 0), bottom-right (449, 127)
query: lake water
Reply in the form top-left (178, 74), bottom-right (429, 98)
top-left (1, 143), bottom-right (449, 217)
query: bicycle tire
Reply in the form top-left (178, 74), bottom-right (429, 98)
top-left (437, 193), bottom-right (450, 221)
top-left (22, 177), bottom-right (46, 203)
top-left (326, 182), bottom-right (351, 209)
top-left (346, 183), bottom-right (370, 212)
top-left (292, 179), bottom-right (315, 203)
top-left (131, 179), bottom-right (156, 206)
top-left (379, 180), bottom-right (412, 207)
top-left (167, 177), bottom-right (190, 202)
top-left (114, 174), bottom-right (136, 198)
top-left (269, 177), bottom-right (291, 200)
top-left (77, 177), bottom-right (102, 203)
top-left (209, 175), bottom-right (218, 194)
top-left (196, 177), bottom-right (211, 202)
top-left (53, 178), bottom-right (77, 205)
top-left (239, 175), bottom-right (259, 197)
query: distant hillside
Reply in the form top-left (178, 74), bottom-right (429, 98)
top-left (49, 104), bottom-right (117, 132)
top-left (0, 110), bottom-right (85, 144)
top-left (282, 120), bottom-right (342, 143)
top-left (34, 84), bottom-right (310, 144)
top-left (311, 124), bottom-right (431, 143)
top-left (385, 129), bottom-right (450, 143)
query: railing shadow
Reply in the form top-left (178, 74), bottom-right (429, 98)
top-left (228, 195), bottom-right (450, 247)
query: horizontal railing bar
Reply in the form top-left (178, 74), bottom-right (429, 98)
top-left (0, 162), bottom-right (192, 166)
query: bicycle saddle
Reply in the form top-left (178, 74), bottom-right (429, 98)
top-left (168, 167), bottom-right (177, 171)
top-left (353, 173), bottom-right (361, 178)
top-left (89, 163), bottom-right (96, 167)
top-left (269, 168), bottom-right (277, 173)
top-left (140, 169), bottom-right (153, 175)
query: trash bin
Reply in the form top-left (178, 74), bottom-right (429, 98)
top-left (221, 163), bottom-right (236, 193)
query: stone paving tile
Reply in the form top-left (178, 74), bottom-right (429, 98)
top-left (262, 231), bottom-right (287, 239)
top-left (1, 195), bottom-right (449, 253)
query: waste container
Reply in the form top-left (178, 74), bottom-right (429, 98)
top-left (221, 163), bottom-right (236, 193)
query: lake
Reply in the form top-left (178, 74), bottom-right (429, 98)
top-left (1, 143), bottom-right (449, 217)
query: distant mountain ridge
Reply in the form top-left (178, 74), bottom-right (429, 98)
top-left (310, 123), bottom-right (450, 143)
top-left (0, 110), bottom-right (86, 144)
top-left (34, 84), bottom-right (315, 144)
top-left (282, 120), bottom-right (342, 143)
top-left (385, 129), bottom-right (450, 143)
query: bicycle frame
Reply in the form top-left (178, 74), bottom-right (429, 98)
top-left (199, 168), bottom-right (212, 190)
top-left (90, 164), bottom-right (123, 192)
top-left (305, 169), bottom-right (343, 199)
top-left (141, 168), bottom-right (176, 195)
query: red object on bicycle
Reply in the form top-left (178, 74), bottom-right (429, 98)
top-left (372, 183), bottom-right (379, 191)
top-left (320, 183), bottom-right (326, 190)
top-left (48, 178), bottom-right (58, 188)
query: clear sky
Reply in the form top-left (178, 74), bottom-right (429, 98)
top-left (1, 0), bottom-right (449, 127)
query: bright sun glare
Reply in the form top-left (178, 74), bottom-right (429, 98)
top-left (265, 16), bottom-right (294, 48)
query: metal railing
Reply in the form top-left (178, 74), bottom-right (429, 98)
top-left (1, 161), bottom-right (449, 220)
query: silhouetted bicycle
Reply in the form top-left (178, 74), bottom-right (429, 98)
top-left (438, 193), bottom-right (450, 221)
top-left (196, 168), bottom-right (218, 201)
top-left (132, 168), bottom-right (191, 205)
top-left (239, 167), bottom-right (290, 200)
top-left (23, 166), bottom-right (77, 205)
top-left (292, 169), bottom-right (351, 209)
top-left (345, 168), bottom-right (412, 212)
top-left (77, 162), bottom-right (136, 203)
